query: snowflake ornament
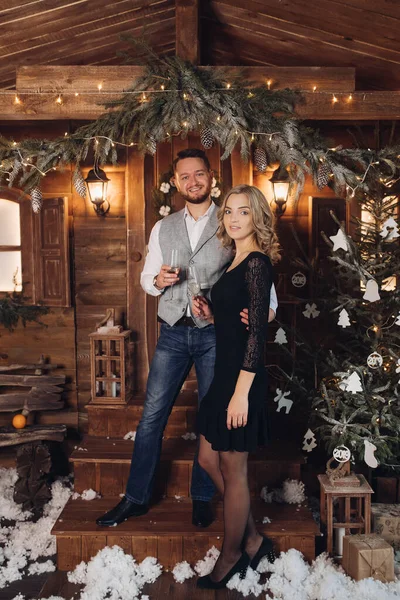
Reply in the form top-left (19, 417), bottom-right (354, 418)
top-left (160, 182), bottom-right (170, 193)
top-left (159, 205), bottom-right (171, 217)
top-left (337, 308), bottom-right (351, 328)
top-left (379, 217), bottom-right (399, 241)
top-left (302, 302), bottom-right (320, 319)
top-left (329, 228), bottom-right (348, 251)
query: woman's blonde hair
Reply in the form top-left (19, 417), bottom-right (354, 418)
top-left (217, 184), bottom-right (281, 264)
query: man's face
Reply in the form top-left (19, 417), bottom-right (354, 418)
top-left (172, 157), bottom-right (213, 205)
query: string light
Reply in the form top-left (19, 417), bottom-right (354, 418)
top-left (160, 84), bottom-right (165, 90)
top-left (267, 80), bottom-right (272, 90)
top-left (226, 83), bottom-right (231, 89)
top-left (14, 95), bottom-right (21, 105)
top-left (332, 95), bottom-right (338, 104)
top-left (75, 92), bottom-right (79, 97)
top-left (313, 86), bottom-right (317, 92)
top-left (347, 94), bottom-right (353, 102)
top-left (98, 84), bottom-right (102, 91)
top-left (55, 95), bottom-right (63, 105)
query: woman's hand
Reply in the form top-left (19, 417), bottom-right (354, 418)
top-left (192, 296), bottom-right (214, 322)
top-left (226, 393), bottom-right (248, 429)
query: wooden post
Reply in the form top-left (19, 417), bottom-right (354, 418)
top-left (126, 148), bottom-right (148, 393)
top-left (175, 0), bottom-right (199, 64)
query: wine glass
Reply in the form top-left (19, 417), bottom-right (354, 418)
top-left (187, 265), bottom-right (201, 297)
top-left (168, 249), bottom-right (180, 298)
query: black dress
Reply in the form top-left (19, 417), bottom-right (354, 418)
top-left (197, 251), bottom-right (273, 452)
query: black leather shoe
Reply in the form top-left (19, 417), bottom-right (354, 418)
top-left (250, 535), bottom-right (276, 570)
top-left (192, 499), bottom-right (214, 528)
top-left (96, 497), bottom-right (148, 526)
top-left (196, 551), bottom-right (249, 589)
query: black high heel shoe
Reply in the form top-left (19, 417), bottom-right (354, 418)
top-left (250, 535), bottom-right (276, 570)
top-left (196, 551), bottom-right (250, 589)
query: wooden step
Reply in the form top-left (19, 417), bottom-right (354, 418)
top-left (87, 390), bottom-right (197, 438)
top-left (71, 437), bottom-right (303, 498)
top-left (39, 569), bottom-right (259, 599)
top-left (52, 496), bottom-right (320, 571)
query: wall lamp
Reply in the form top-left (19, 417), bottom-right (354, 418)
top-left (85, 167), bottom-right (110, 216)
top-left (272, 179), bottom-right (290, 217)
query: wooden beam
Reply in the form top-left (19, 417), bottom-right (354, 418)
top-left (16, 65), bottom-right (354, 93)
top-left (175, 0), bottom-right (199, 64)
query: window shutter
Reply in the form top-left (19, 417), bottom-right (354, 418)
top-left (33, 197), bottom-right (70, 307)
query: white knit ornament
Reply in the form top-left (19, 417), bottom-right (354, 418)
top-left (30, 187), bottom-right (43, 213)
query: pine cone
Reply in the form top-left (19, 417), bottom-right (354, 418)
top-left (317, 161), bottom-right (331, 190)
top-left (73, 169), bottom-right (87, 199)
top-left (254, 147), bottom-right (267, 173)
top-left (200, 126), bottom-right (214, 150)
top-left (30, 186), bottom-right (43, 213)
top-left (9, 159), bottom-right (22, 187)
top-left (147, 136), bottom-right (157, 155)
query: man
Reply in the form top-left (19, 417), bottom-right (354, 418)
top-left (96, 148), bottom-right (278, 528)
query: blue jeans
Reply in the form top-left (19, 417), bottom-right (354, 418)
top-left (125, 323), bottom-right (216, 505)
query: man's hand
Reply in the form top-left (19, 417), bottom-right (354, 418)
top-left (192, 296), bottom-right (214, 322)
top-left (240, 307), bottom-right (276, 327)
top-left (154, 265), bottom-right (180, 289)
top-left (226, 393), bottom-right (248, 429)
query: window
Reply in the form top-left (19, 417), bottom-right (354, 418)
top-left (0, 198), bottom-right (22, 291)
top-left (0, 188), bottom-right (70, 306)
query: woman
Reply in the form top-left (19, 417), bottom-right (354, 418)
top-left (192, 184), bottom-right (281, 589)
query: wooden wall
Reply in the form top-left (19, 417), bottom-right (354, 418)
top-left (0, 120), bottom-right (388, 433)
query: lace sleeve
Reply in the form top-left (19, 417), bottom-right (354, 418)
top-left (242, 257), bottom-right (272, 372)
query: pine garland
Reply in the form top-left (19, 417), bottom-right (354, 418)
top-left (0, 291), bottom-right (49, 332)
top-left (0, 55), bottom-right (399, 205)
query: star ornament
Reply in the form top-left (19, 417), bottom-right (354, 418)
top-left (302, 303), bottom-right (320, 319)
top-left (329, 228), bottom-right (348, 252)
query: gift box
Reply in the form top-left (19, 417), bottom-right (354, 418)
top-left (371, 503), bottom-right (400, 538)
top-left (342, 534), bottom-right (395, 582)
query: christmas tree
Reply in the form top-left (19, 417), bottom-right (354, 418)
top-left (311, 190), bottom-right (400, 469)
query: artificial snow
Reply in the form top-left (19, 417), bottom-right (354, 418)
top-left (0, 470), bottom-right (71, 589)
top-left (261, 479), bottom-right (306, 505)
top-left (123, 431), bottom-right (136, 441)
top-left (181, 432), bottom-right (197, 440)
top-left (68, 546), bottom-right (162, 600)
top-left (193, 546), bottom-right (220, 576)
top-left (227, 566), bottom-right (264, 597)
top-left (172, 560), bottom-right (195, 583)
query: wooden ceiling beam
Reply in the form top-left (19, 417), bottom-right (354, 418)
top-left (15, 65), bottom-right (355, 93)
top-left (175, 0), bottom-right (199, 64)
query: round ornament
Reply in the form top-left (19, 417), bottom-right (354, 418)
top-left (291, 271), bottom-right (307, 288)
top-left (12, 414), bottom-right (27, 429)
top-left (333, 445), bottom-right (351, 463)
top-left (367, 351), bottom-right (383, 369)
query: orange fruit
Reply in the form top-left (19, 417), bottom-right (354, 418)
top-left (12, 414), bottom-right (27, 429)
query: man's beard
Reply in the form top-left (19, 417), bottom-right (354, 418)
top-left (180, 189), bottom-right (211, 205)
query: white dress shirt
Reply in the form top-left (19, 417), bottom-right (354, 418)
top-left (140, 203), bottom-right (279, 315)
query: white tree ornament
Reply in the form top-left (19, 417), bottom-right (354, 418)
top-left (274, 328), bottom-right (288, 345)
top-left (363, 279), bottom-right (380, 302)
top-left (364, 439), bottom-right (379, 468)
top-left (367, 352), bottom-right (383, 369)
top-left (302, 303), bottom-right (320, 319)
top-left (274, 388), bottom-right (293, 414)
top-left (379, 217), bottom-right (399, 241)
top-left (337, 308), bottom-right (351, 328)
top-left (329, 228), bottom-right (348, 251)
top-left (395, 312), bottom-right (400, 326)
top-left (302, 429), bottom-right (317, 453)
top-left (291, 271), bottom-right (306, 288)
top-left (343, 371), bottom-right (363, 394)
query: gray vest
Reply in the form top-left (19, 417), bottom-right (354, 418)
top-left (158, 206), bottom-right (233, 327)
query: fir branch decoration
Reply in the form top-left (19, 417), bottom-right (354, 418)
top-left (0, 55), bottom-right (400, 208)
top-left (0, 291), bottom-right (49, 332)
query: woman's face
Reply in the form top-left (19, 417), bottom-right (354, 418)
top-left (223, 193), bottom-right (254, 243)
